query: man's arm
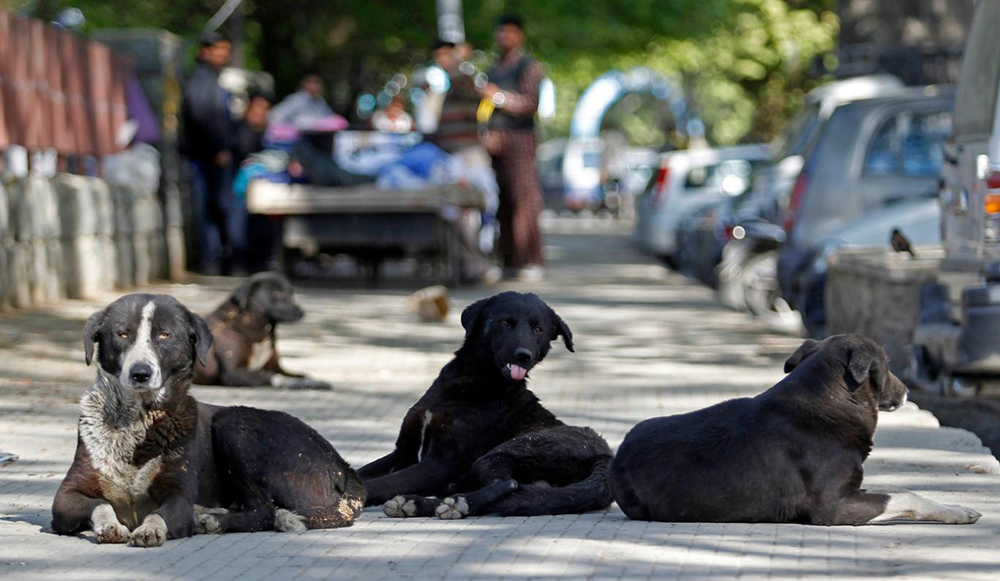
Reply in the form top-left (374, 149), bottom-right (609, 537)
top-left (495, 61), bottom-right (543, 118)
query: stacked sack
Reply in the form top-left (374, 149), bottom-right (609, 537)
top-left (0, 169), bottom-right (169, 310)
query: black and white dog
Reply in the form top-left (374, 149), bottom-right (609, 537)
top-left (194, 272), bottom-right (330, 390)
top-left (610, 335), bottom-right (982, 526)
top-left (359, 291), bottom-right (613, 519)
top-left (51, 294), bottom-right (365, 547)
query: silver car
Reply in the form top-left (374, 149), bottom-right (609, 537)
top-left (633, 145), bottom-right (770, 261)
top-left (777, 86), bottom-right (955, 308)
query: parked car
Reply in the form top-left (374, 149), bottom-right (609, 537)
top-left (737, 74), bottom-right (905, 226)
top-left (912, 0), bottom-right (1000, 394)
top-left (714, 76), bottom-right (907, 324)
top-left (776, 86), bottom-right (955, 321)
top-left (937, 0), bottom-right (1000, 304)
top-left (633, 144), bottom-right (769, 263)
top-left (537, 138), bottom-right (568, 211)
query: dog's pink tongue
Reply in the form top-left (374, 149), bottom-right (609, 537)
top-left (509, 364), bottom-right (527, 381)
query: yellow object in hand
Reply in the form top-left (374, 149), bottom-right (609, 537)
top-left (477, 98), bottom-right (494, 124)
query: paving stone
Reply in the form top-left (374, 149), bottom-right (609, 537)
top-left (1, 218), bottom-right (998, 579)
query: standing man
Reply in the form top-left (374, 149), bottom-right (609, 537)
top-left (181, 32), bottom-right (243, 275)
top-left (482, 13), bottom-right (545, 280)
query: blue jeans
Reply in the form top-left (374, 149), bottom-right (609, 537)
top-left (189, 159), bottom-right (245, 273)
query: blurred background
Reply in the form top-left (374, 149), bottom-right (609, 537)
top-left (4, 0), bottom-right (970, 146)
top-left (3, 0), bottom-right (1000, 469)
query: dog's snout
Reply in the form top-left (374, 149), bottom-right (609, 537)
top-left (514, 348), bottom-right (532, 364)
top-left (130, 363), bottom-right (153, 385)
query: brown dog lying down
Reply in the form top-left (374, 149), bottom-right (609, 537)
top-left (51, 294), bottom-right (364, 547)
top-left (610, 334), bottom-right (982, 526)
top-left (193, 272), bottom-right (330, 390)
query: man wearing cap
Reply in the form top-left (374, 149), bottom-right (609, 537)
top-left (481, 14), bottom-right (546, 280)
top-left (181, 32), bottom-right (243, 275)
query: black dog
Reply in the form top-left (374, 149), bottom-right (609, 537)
top-left (359, 291), bottom-right (613, 519)
top-left (610, 335), bottom-right (982, 526)
top-left (51, 294), bottom-right (364, 547)
top-left (193, 272), bottom-right (330, 390)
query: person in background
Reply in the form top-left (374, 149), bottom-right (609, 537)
top-left (431, 40), bottom-right (481, 153)
top-left (181, 31), bottom-right (244, 275)
top-left (233, 92), bottom-right (276, 272)
top-left (269, 72), bottom-right (334, 128)
top-left (372, 95), bottom-right (414, 133)
top-left (481, 13), bottom-right (545, 280)
top-left (234, 92), bottom-right (271, 165)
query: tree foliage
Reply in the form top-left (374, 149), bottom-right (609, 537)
top-left (17, 0), bottom-right (838, 145)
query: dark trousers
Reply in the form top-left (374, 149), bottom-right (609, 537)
top-left (490, 132), bottom-right (544, 269)
top-left (189, 159), bottom-right (245, 274)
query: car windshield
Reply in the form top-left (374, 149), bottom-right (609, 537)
top-left (773, 103), bottom-right (822, 158)
top-left (864, 109), bottom-right (952, 177)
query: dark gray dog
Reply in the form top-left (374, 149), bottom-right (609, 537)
top-left (51, 294), bottom-right (365, 547)
top-left (193, 272), bottom-right (329, 389)
top-left (610, 335), bottom-right (982, 526)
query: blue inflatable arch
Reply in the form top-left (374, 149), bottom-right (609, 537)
top-left (569, 68), bottom-right (699, 140)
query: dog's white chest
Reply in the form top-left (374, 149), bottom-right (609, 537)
top-left (247, 337), bottom-right (275, 371)
top-left (78, 392), bottom-right (163, 524)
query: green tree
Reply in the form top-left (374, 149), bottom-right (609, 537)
top-left (16, 0), bottom-right (837, 145)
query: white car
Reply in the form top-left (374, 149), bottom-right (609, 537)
top-left (634, 145), bottom-right (770, 260)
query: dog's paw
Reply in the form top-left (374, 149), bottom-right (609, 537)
top-left (194, 513), bottom-right (223, 535)
top-left (129, 515), bottom-right (167, 548)
top-left (94, 521), bottom-right (130, 544)
top-left (383, 496), bottom-right (418, 518)
top-left (435, 496), bottom-right (469, 520)
top-left (274, 508), bottom-right (308, 533)
top-left (940, 504), bottom-right (982, 524)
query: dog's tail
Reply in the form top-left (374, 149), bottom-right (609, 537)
top-left (490, 457), bottom-right (613, 517)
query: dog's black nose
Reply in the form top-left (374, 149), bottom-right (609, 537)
top-left (130, 363), bottom-right (153, 384)
top-left (514, 348), bottom-right (532, 364)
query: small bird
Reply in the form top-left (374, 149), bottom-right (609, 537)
top-left (891, 228), bottom-right (916, 258)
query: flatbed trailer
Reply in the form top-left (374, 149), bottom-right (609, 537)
top-left (246, 180), bottom-right (488, 286)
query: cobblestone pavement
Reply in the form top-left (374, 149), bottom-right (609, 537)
top-left (2, 218), bottom-right (999, 579)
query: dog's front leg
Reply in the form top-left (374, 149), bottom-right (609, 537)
top-left (868, 490), bottom-right (981, 525)
top-left (130, 494), bottom-right (194, 548)
top-left (363, 461), bottom-right (454, 506)
top-left (357, 451), bottom-right (398, 479)
top-left (52, 454), bottom-right (130, 543)
top-left (52, 486), bottom-right (129, 544)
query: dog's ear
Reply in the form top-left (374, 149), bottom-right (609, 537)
top-left (186, 309), bottom-right (213, 366)
top-left (847, 341), bottom-right (890, 391)
top-left (83, 309), bottom-right (107, 366)
top-left (230, 278), bottom-right (259, 310)
top-left (547, 307), bottom-right (574, 352)
top-left (784, 338), bottom-right (820, 373)
top-left (846, 344), bottom-right (875, 392)
top-left (461, 297), bottom-right (491, 338)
